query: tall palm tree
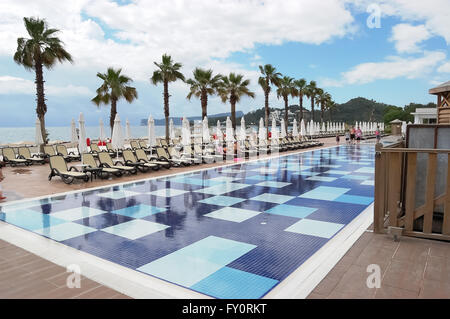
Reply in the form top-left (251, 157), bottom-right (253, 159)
top-left (293, 78), bottom-right (307, 122)
top-left (151, 54), bottom-right (185, 143)
top-left (186, 68), bottom-right (222, 120)
top-left (276, 76), bottom-right (295, 133)
top-left (316, 88), bottom-right (331, 123)
top-left (218, 73), bottom-right (255, 130)
top-left (92, 67), bottom-right (138, 133)
top-left (305, 80), bottom-right (318, 122)
top-left (258, 64), bottom-right (281, 137)
top-left (13, 17), bottom-right (73, 146)
top-left (327, 99), bottom-right (337, 121)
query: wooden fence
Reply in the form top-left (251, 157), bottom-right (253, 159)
top-left (374, 142), bottom-right (450, 241)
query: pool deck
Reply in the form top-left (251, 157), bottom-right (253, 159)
top-left (1, 137), bottom-right (449, 299)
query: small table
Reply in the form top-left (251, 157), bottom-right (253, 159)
top-left (83, 167), bottom-right (103, 182)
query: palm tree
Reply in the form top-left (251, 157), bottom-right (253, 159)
top-left (316, 88), bottom-right (331, 123)
top-left (13, 17), bottom-right (73, 146)
top-left (327, 100), bottom-right (337, 121)
top-left (186, 68), bottom-right (222, 120)
top-left (305, 80), bottom-right (318, 122)
top-left (258, 64), bottom-right (281, 137)
top-left (218, 73), bottom-right (255, 130)
top-left (92, 67), bottom-right (138, 133)
top-left (293, 78), bottom-right (307, 122)
top-left (151, 54), bottom-right (185, 143)
top-left (276, 76), bottom-right (295, 133)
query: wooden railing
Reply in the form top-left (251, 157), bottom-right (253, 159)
top-left (374, 142), bottom-right (450, 241)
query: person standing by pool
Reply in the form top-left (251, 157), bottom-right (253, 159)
top-left (336, 133), bottom-right (340, 144)
top-left (350, 127), bottom-right (356, 144)
top-left (345, 130), bottom-right (350, 144)
top-left (0, 165), bottom-right (5, 201)
top-left (355, 126), bottom-right (362, 143)
top-left (375, 126), bottom-right (381, 142)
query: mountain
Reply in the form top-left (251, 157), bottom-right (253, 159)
top-left (141, 111), bottom-right (244, 126)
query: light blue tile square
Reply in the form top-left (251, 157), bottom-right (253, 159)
top-left (204, 207), bottom-right (260, 223)
top-left (293, 171), bottom-right (320, 177)
top-left (168, 177), bottom-right (222, 187)
top-left (147, 188), bottom-right (188, 197)
top-left (51, 207), bottom-right (106, 221)
top-left (255, 181), bottom-right (291, 188)
top-left (198, 196), bottom-right (246, 207)
top-left (354, 167), bottom-right (374, 174)
top-left (137, 236), bottom-right (256, 287)
top-left (195, 183), bottom-right (250, 195)
top-left (243, 175), bottom-right (276, 181)
top-left (318, 164), bottom-right (341, 168)
top-left (341, 175), bottom-right (371, 181)
top-left (305, 176), bottom-right (337, 182)
top-left (334, 194), bottom-right (374, 205)
top-left (299, 186), bottom-right (350, 201)
top-left (2, 209), bottom-right (67, 231)
top-left (98, 190), bottom-right (142, 200)
top-left (209, 176), bottom-right (239, 182)
top-left (250, 193), bottom-right (295, 204)
top-left (265, 205), bottom-right (317, 218)
top-left (324, 170), bottom-right (352, 175)
top-left (112, 204), bottom-right (166, 218)
top-left (252, 168), bottom-right (278, 174)
top-left (191, 267), bottom-right (278, 299)
top-left (102, 219), bottom-right (169, 240)
top-left (361, 180), bottom-right (375, 186)
top-left (35, 222), bottom-right (97, 241)
top-left (285, 219), bottom-right (344, 238)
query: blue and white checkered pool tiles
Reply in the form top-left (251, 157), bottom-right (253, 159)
top-left (0, 145), bottom-right (375, 299)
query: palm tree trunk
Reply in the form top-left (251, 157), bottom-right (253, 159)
top-left (299, 94), bottom-right (303, 122)
top-left (201, 90), bottom-right (207, 120)
top-left (34, 57), bottom-right (47, 150)
top-left (110, 98), bottom-right (117, 135)
top-left (164, 80), bottom-right (170, 143)
top-left (230, 94), bottom-right (237, 131)
top-left (320, 102), bottom-right (324, 123)
top-left (284, 96), bottom-right (289, 133)
top-left (311, 97), bottom-right (315, 122)
top-left (329, 108), bottom-right (333, 122)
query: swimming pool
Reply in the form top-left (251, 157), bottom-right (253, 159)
top-left (0, 145), bottom-right (375, 299)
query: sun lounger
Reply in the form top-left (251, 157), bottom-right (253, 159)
top-left (2, 147), bottom-right (30, 166)
top-left (48, 155), bottom-right (89, 184)
top-left (122, 149), bottom-right (159, 172)
top-left (18, 147), bottom-right (45, 165)
top-left (106, 142), bottom-right (122, 157)
top-left (82, 153), bottom-right (121, 178)
top-left (56, 144), bottom-right (80, 162)
top-left (135, 148), bottom-right (169, 169)
top-left (98, 152), bottom-right (137, 174)
top-left (193, 144), bottom-right (216, 162)
top-left (166, 147), bottom-right (192, 166)
top-left (138, 140), bottom-right (152, 153)
top-left (89, 143), bottom-right (114, 157)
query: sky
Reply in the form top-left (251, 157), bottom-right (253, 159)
top-left (0, 0), bottom-right (449, 127)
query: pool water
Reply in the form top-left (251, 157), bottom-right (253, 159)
top-left (0, 145), bottom-right (375, 299)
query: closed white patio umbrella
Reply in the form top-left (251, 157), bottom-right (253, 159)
top-left (78, 113), bottom-right (88, 162)
top-left (70, 119), bottom-right (77, 144)
top-left (125, 119), bottom-right (131, 141)
top-left (271, 117), bottom-right (279, 145)
top-left (111, 114), bottom-right (124, 158)
top-left (35, 118), bottom-right (44, 146)
top-left (239, 117), bottom-right (246, 141)
top-left (292, 118), bottom-right (298, 137)
top-left (300, 119), bottom-right (306, 138)
top-left (148, 115), bottom-right (156, 149)
top-left (225, 117), bottom-right (234, 142)
top-left (309, 119), bottom-right (315, 136)
top-left (321, 122), bottom-right (325, 134)
top-left (202, 116), bottom-right (210, 143)
top-left (280, 119), bottom-right (287, 138)
top-left (169, 118), bottom-right (175, 140)
top-left (182, 117), bottom-right (191, 147)
top-left (216, 120), bottom-right (223, 142)
top-left (99, 119), bottom-right (106, 143)
top-left (258, 118), bottom-right (266, 144)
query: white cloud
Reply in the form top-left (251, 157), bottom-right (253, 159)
top-left (437, 62), bottom-right (450, 73)
top-left (323, 51), bottom-right (446, 87)
top-left (0, 76), bottom-right (93, 96)
top-left (389, 24), bottom-right (431, 53)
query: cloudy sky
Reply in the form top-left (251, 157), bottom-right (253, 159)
top-left (0, 0), bottom-right (449, 127)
